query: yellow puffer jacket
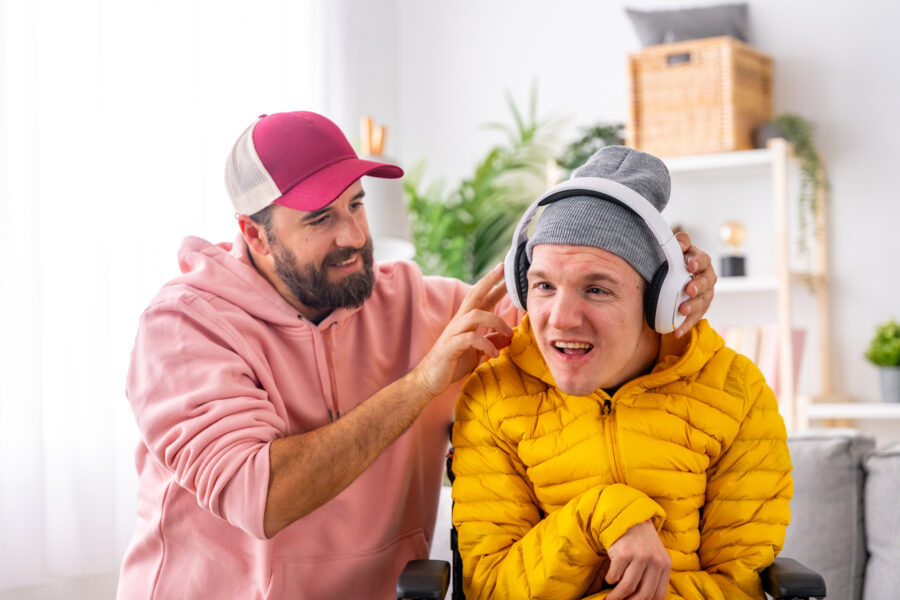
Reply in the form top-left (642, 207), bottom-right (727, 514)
top-left (452, 318), bottom-right (792, 600)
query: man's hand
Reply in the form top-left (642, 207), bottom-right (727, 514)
top-left (674, 231), bottom-right (717, 338)
top-left (412, 264), bottom-right (513, 398)
top-left (605, 520), bottom-right (671, 600)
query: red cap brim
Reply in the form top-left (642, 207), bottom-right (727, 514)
top-left (274, 157), bottom-right (403, 212)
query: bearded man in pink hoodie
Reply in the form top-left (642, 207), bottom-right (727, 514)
top-left (116, 111), bottom-right (717, 599)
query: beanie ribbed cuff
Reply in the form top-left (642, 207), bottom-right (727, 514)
top-left (526, 196), bottom-right (663, 282)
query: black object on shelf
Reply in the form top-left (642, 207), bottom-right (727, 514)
top-left (720, 254), bottom-right (746, 277)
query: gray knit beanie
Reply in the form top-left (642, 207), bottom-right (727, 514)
top-left (526, 146), bottom-right (670, 282)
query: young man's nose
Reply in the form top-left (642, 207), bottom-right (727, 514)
top-left (546, 291), bottom-right (584, 331)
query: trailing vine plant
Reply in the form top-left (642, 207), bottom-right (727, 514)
top-left (769, 114), bottom-right (830, 254)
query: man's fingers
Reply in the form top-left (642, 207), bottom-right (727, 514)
top-left (685, 277), bottom-right (700, 299)
top-left (679, 288), bottom-right (714, 316)
top-left (458, 264), bottom-right (506, 313)
top-left (485, 331), bottom-right (513, 351)
top-left (629, 563), bottom-right (665, 600)
top-left (675, 231), bottom-right (691, 253)
top-left (652, 566), bottom-right (670, 600)
top-left (463, 332), bottom-right (501, 359)
top-left (676, 291), bottom-right (714, 330)
top-left (674, 301), bottom-right (704, 338)
top-left (687, 252), bottom-right (711, 275)
top-left (454, 309), bottom-right (513, 339)
top-left (605, 554), bottom-right (627, 585)
top-left (645, 553), bottom-right (671, 600)
top-left (606, 560), bottom-right (641, 600)
top-left (481, 275), bottom-right (512, 310)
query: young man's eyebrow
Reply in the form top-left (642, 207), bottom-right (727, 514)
top-left (529, 268), bottom-right (620, 284)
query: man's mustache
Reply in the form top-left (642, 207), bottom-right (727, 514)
top-left (324, 240), bottom-right (372, 265)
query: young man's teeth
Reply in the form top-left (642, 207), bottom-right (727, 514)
top-left (335, 256), bottom-right (355, 266)
top-left (554, 342), bottom-right (592, 349)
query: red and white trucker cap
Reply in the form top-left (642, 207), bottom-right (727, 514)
top-left (225, 111), bottom-right (403, 215)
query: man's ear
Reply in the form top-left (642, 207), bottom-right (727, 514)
top-left (237, 214), bottom-right (271, 255)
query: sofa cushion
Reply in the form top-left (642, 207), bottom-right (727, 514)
top-left (786, 429), bottom-right (875, 600)
top-left (863, 442), bottom-right (900, 600)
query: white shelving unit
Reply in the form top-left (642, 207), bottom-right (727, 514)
top-left (660, 143), bottom-right (899, 436)
top-left (715, 276), bottom-right (778, 294)
top-left (662, 140), bottom-right (831, 431)
top-left (803, 402), bottom-right (900, 421)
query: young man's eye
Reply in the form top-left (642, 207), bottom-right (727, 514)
top-left (587, 286), bottom-right (609, 296)
top-left (309, 215), bottom-right (330, 226)
top-left (533, 282), bottom-right (553, 291)
top-left (350, 201), bottom-right (365, 210)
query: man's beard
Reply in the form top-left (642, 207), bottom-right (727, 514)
top-left (270, 236), bottom-right (376, 314)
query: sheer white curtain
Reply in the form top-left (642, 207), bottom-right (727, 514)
top-left (0, 0), bottom-right (325, 594)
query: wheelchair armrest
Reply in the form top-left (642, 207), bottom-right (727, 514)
top-left (396, 559), bottom-right (450, 599)
top-left (761, 557), bottom-right (827, 599)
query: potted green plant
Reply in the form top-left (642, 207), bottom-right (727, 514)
top-left (865, 320), bottom-right (900, 403)
top-left (405, 88), bottom-right (560, 282)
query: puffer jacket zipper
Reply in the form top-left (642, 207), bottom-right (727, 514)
top-left (602, 397), bottom-right (627, 484)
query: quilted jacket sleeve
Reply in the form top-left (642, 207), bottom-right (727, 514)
top-left (696, 358), bottom-right (793, 599)
top-left (452, 371), bottom-right (666, 600)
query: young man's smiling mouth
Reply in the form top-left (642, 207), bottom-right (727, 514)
top-left (552, 341), bottom-right (594, 356)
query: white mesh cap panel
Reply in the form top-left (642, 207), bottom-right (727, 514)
top-left (225, 121), bottom-right (282, 215)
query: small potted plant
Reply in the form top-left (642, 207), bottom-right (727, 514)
top-left (865, 320), bottom-right (900, 403)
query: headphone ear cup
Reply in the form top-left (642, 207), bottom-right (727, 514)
top-left (644, 262), bottom-right (669, 331)
top-left (514, 243), bottom-right (531, 310)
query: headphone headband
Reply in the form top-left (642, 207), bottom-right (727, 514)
top-left (503, 177), bottom-right (693, 333)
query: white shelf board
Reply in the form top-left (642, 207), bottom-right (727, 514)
top-left (663, 148), bottom-right (774, 173)
top-left (716, 276), bottom-right (779, 293)
top-left (805, 402), bottom-right (900, 420)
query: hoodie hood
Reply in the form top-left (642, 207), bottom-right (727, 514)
top-left (169, 235), bottom-right (303, 327)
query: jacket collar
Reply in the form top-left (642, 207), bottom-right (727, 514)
top-left (507, 315), bottom-right (723, 396)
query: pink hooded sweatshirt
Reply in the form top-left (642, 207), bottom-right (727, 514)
top-left (117, 236), bottom-right (517, 599)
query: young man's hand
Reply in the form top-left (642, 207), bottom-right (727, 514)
top-left (605, 519), bottom-right (671, 600)
top-left (674, 231), bottom-right (717, 338)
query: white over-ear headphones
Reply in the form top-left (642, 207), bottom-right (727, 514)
top-left (504, 177), bottom-right (693, 334)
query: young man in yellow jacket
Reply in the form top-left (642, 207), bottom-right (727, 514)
top-left (452, 146), bottom-right (792, 600)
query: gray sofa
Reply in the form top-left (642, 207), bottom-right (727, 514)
top-left (785, 429), bottom-right (900, 600)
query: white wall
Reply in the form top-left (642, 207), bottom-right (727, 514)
top-left (357, 0), bottom-right (900, 426)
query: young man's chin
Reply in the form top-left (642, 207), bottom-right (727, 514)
top-left (551, 370), bottom-right (605, 397)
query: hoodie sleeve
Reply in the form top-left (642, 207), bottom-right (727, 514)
top-left (695, 358), bottom-right (793, 599)
top-left (127, 296), bottom-right (284, 540)
top-left (452, 370), bottom-right (666, 600)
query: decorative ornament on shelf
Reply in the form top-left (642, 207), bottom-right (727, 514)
top-left (717, 220), bottom-right (747, 277)
top-left (865, 320), bottom-right (900, 403)
top-left (359, 115), bottom-right (415, 262)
